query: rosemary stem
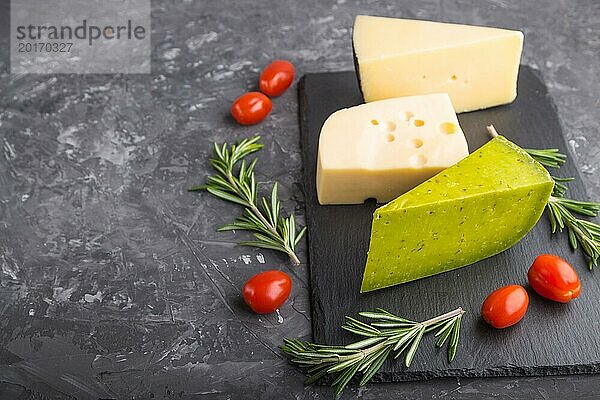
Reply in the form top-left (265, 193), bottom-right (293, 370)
top-left (225, 169), bottom-right (277, 234)
top-left (486, 125), bottom-right (500, 138)
top-left (248, 204), bottom-right (300, 265)
top-left (363, 340), bottom-right (393, 356)
top-left (250, 204), bottom-right (279, 236)
top-left (548, 196), bottom-right (561, 205)
top-left (288, 250), bottom-right (302, 266)
top-left (421, 307), bottom-right (465, 327)
top-left (347, 341), bottom-right (391, 361)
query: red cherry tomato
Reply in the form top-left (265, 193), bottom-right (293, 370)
top-left (259, 60), bottom-right (295, 97)
top-left (528, 254), bottom-right (581, 303)
top-left (242, 270), bottom-right (292, 314)
top-left (231, 92), bottom-right (272, 125)
top-left (481, 285), bottom-right (529, 329)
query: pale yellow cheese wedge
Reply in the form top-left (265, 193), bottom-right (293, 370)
top-left (317, 93), bottom-right (469, 205)
top-left (353, 16), bottom-right (524, 112)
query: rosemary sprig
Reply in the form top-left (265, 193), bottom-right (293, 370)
top-left (486, 125), bottom-right (600, 269)
top-left (189, 136), bottom-right (306, 265)
top-left (281, 307), bottom-right (464, 397)
top-left (547, 196), bottom-right (600, 269)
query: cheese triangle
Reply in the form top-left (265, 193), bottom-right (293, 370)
top-left (353, 16), bottom-right (524, 112)
top-left (317, 94), bottom-right (468, 205)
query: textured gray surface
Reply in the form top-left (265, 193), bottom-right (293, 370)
top-left (0, 0), bottom-right (598, 399)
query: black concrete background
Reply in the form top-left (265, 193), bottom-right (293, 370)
top-left (0, 0), bottom-right (598, 399)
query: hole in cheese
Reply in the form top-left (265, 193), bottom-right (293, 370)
top-left (371, 119), bottom-right (379, 125)
top-left (410, 138), bottom-right (424, 148)
top-left (384, 133), bottom-right (395, 142)
top-left (413, 119), bottom-right (425, 127)
top-left (450, 74), bottom-right (457, 81)
top-left (440, 122), bottom-right (457, 134)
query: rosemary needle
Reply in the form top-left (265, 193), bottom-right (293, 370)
top-left (281, 307), bottom-right (465, 397)
top-left (190, 136), bottom-right (306, 265)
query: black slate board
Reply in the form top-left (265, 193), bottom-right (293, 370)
top-left (298, 66), bottom-right (600, 382)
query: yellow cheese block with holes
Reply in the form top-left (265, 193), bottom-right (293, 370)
top-left (353, 16), bottom-right (524, 112)
top-left (317, 93), bottom-right (468, 205)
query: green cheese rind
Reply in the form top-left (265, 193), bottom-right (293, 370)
top-left (361, 136), bottom-right (554, 292)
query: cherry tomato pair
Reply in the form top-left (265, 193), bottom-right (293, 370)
top-left (230, 60), bottom-right (295, 125)
top-left (242, 270), bottom-right (292, 314)
top-left (482, 254), bottom-right (581, 329)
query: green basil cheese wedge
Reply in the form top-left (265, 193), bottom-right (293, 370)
top-left (361, 135), bottom-right (554, 292)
